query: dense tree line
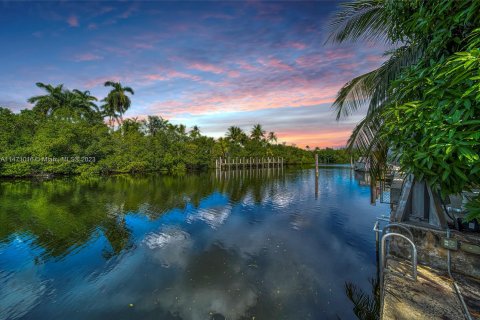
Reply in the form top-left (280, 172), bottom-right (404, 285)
top-left (0, 82), bottom-right (350, 177)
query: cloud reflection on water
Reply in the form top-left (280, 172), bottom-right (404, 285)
top-left (0, 169), bottom-right (388, 319)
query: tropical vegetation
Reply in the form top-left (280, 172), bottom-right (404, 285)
top-left (329, 0), bottom-right (480, 221)
top-left (0, 82), bottom-right (350, 178)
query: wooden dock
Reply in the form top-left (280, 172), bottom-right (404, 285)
top-left (215, 157), bottom-right (284, 170)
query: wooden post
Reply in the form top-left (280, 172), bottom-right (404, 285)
top-left (315, 154), bottom-right (319, 177)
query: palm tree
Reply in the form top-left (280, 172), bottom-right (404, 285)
top-left (250, 124), bottom-right (265, 141)
top-left (226, 126), bottom-right (245, 144)
top-left (101, 104), bottom-right (119, 129)
top-left (327, 0), bottom-right (423, 177)
top-left (176, 124), bottom-right (186, 136)
top-left (122, 117), bottom-right (143, 134)
top-left (28, 82), bottom-right (66, 116)
top-left (267, 131), bottom-right (277, 144)
top-left (71, 89), bottom-right (99, 118)
top-left (146, 116), bottom-right (169, 136)
top-left (217, 137), bottom-right (229, 158)
top-left (102, 81), bottom-right (134, 126)
top-left (72, 90), bottom-right (98, 110)
top-left (28, 83), bottom-right (100, 120)
top-left (190, 125), bottom-right (201, 138)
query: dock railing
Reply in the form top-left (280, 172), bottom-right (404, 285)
top-left (215, 157), bottom-right (284, 170)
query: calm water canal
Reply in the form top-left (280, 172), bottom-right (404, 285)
top-left (0, 167), bottom-right (389, 320)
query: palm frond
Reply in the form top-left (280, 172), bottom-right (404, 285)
top-left (326, 0), bottom-right (390, 44)
top-left (123, 87), bottom-right (134, 95)
top-left (104, 81), bottom-right (117, 87)
top-left (366, 43), bottom-right (424, 117)
top-left (347, 112), bottom-right (388, 179)
top-left (333, 70), bottom-right (377, 120)
top-left (333, 43), bottom-right (423, 120)
top-left (345, 279), bottom-right (380, 320)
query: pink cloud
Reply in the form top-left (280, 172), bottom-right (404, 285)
top-left (366, 55), bottom-right (385, 63)
top-left (188, 62), bottom-right (224, 74)
top-left (84, 76), bottom-right (122, 88)
top-left (202, 13), bottom-right (234, 20)
top-left (73, 53), bottom-right (103, 62)
top-left (325, 50), bottom-right (355, 60)
top-left (258, 57), bottom-right (294, 71)
top-left (146, 80), bottom-right (340, 117)
top-left (227, 71), bottom-right (240, 78)
top-left (133, 43), bottom-right (154, 49)
top-left (296, 50), bottom-right (356, 68)
top-left (120, 5), bottom-right (138, 19)
top-left (143, 74), bottom-right (168, 81)
top-left (278, 130), bottom-right (352, 148)
top-left (237, 61), bottom-right (259, 72)
top-left (296, 54), bottom-right (326, 68)
top-left (140, 70), bottom-right (202, 84)
top-left (87, 23), bottom-right (98, 30)
top-left (337, 62), bottom-right (361, 70)
top-left (67, 15), bottom-right (79, 27)
top-left (145, 100), bottom-right (186, 116)
top-left (288, 42), bottom-right (307, 50)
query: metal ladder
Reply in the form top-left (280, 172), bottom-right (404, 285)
top-left (373, 220), bottom-right (418, 296)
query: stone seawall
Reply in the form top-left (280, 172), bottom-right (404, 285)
top-left (387, 224), bottom-right (480, 279)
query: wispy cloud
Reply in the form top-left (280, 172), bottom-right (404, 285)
top-left (67, 15), bottom-right (79, 27)
top-left (84, 76), bottom-right (122, 88)
top-left (258, 57), bottom-right (294, 71)
top-left (72, 53), bottom-right (103, 62)
top-left (188, 62), bottom-right (224, 74)
top-left (141, 70), bottom-right (202, 83)
top-left (288, 41), bottom-right (307, 50)
top-left (0, 1), bottom-right (387, 147)
top-left (87, 23), bottom-right (97, 30)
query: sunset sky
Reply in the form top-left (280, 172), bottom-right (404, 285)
top-left (0, 1), bottom-right (386, 148)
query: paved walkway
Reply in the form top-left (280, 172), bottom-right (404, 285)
top-left (381, 258), bottom-right (467, 320)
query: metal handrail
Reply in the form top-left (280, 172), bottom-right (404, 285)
top-left (382, 223), bottom-right (414, 241)
top-left (373, 220), bottom-right (413, 244)
top-left (380, 232), bottom-right (418, 296)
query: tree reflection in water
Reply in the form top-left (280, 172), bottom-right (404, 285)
top-left (343, 278), bottom-right (380, 320)
top-left (0, 170), bottom-right (285, 261)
